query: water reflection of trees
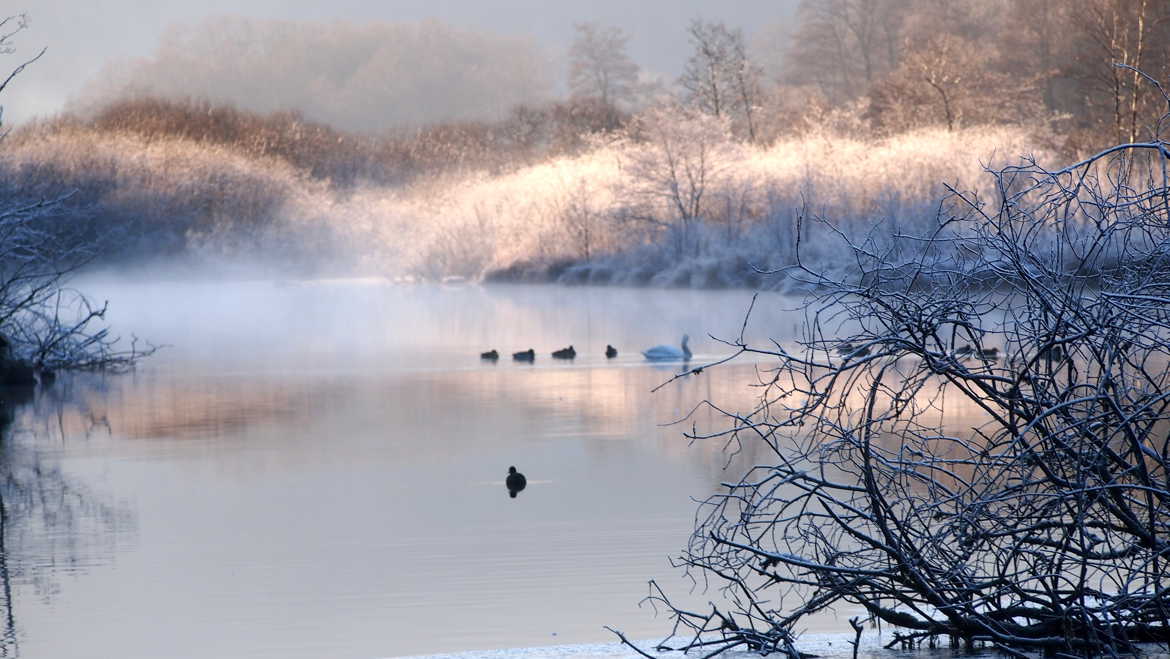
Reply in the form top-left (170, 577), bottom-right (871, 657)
top-left (0, 384), bottom-right (129, 657)
top-left (0, 387), bottom-right (29, 657)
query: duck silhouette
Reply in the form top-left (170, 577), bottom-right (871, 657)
top-left (605, 344), bottom-right (618, 358)
top-left (480, 349), bottom-right (499, 360)
top-left (506, 466), bottom-right (527, 498)
top-left (977, 347), bottom-right (999, 360)
top-left (1039, 344), bottom-right (1064, 361)
top-left (551, 345), bottom-right (576, 359)
top-left (836, 342), bottom-right (871, 358)
top-left (512, 349), bottom-right (535, 362)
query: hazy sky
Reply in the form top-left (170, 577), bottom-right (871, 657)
top-left (3, 0), bottom-right (796, 125)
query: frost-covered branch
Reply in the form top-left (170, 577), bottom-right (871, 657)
top-left (0, 20), bottom-right (152, 381)
top-left (618, 113), bottom-right (1170, 655)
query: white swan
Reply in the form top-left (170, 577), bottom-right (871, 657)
top-left (643, 334), bottom-right (692, 361)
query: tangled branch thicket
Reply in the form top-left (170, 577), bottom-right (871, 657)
top-left (0, 195), bottom-right (153, 373)
top-left (626, 113), bottom-right (1170, 656)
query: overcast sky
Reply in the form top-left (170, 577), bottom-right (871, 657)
top-left (2, 0), bottom-right (797, 126)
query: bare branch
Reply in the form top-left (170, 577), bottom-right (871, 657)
top-left (624, 99), bottom-right (1170, 655)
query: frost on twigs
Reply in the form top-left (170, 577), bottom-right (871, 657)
top-left (0, 195), bottom-right (155, 374)
top-left (0, 17), bottom-right (152, 376)
top-left (614, 109), bottom-right (1170, 655)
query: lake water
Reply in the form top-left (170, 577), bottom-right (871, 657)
top-left (1, 279), bottom-right (869, 659)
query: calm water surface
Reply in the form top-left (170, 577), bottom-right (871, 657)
top-left (2, 280), bottom-right (844, 658)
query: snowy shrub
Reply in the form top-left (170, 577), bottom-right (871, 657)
top-left (3, 102), bottom-right (1053, 285)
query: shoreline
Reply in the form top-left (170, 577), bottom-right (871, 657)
top-left (388, 630), bottom-right (1002, 659)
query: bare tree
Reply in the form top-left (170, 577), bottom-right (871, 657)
top-left (727, 35), bottom-right (764, 143)
top-left (999, 0), bottom-right (1070, 111)
top-left (865, 5), bottom-right (1043, 135)
top-left (679, 20), bottom-right (734, 119)
top-left (557, 180), bottom-right (607, 262)
top-left (615, 106), bottom-right (738, 257)
top-left (868, 31), bottom-right (989, 132)
top-left (613, 94), bottom-right (1170, 656)
top-left (568, 21), bottom-right (639, 120)
top-left (679, 20), bottom-right (764, 142)
top-left (1067, 0), bottom-right (1170, 145)
top-left (909, 34), bottom-right (968, 131)
top-left (783, 0), bottom-right (906, 104)
top-left (0, 14), bottom-right (40, 137)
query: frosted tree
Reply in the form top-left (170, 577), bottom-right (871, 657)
top-left (568, 22), bottom-right (640, 111)
top-left (679, 20), bottom-right (734, 119)
top-left (726, 33), bottom-right (763, 142)
top-left (614, 106), bottom-right (740, 257)
top-left (679, 20), bottom-right (763, 142)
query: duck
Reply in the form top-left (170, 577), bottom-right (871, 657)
top-left (512, 348), bottom-right (535, 362)
top-left (1039, 344), bottom-right (1064, 361)
top-left (643, 335), bottom-right (691, 361)
top-left (480, 349), bottom-right (499, 360)
top-left (605, 344), bottom-right (618, 358)
top-left (506, 466), bottom-right (527, 498)
top-left (551, 345), bottom-right (576, 359)
top-left (36, 367), bottom-right (55, 385)
top-left (835, 342), bottom-right (871, 358)
top-left (976, 347), bottom-right (999, 360)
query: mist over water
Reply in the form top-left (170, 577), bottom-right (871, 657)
top-left (2, 277), bottom-right (814, 658)
top-left (0, 275), bottom-right (1021, 658)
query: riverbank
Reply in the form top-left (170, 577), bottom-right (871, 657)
top-left (3, 112), bottom-right (1043, 284)
top-left (391, 630), bottom-right (1003, 659)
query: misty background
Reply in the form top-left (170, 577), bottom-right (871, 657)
top-left (6, 0), bottom-right (798, 128)
top-left (2, 0), bottom-right (1165, 289)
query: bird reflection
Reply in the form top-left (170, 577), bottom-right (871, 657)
top-left (506, 466), bottom-right (527, 498)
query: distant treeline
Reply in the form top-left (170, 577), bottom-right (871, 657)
top-left (43, 96), bottom-right (627, 189)
top-left (556, 2), bottom-right (1170, 155)
top-left (773, 0), bottom-right (1170, 152)
top-left (6, 4), bottom-right (1166, 282)
top-left (70, 5), bottom-right (1170, 160)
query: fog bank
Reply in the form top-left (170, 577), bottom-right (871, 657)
top-left (80, 17), bottom-right (553, 133)
top-left (4, 1), bottom-right (799, 128)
